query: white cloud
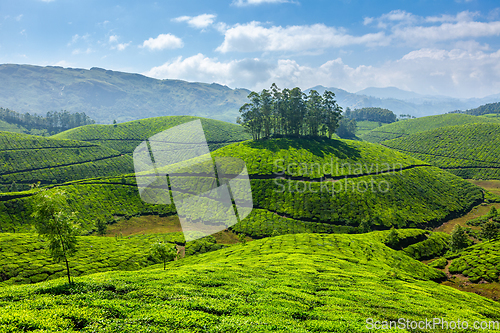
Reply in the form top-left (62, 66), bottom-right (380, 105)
top-left (140, 33), bottom-right (183, 50)
top-left (232, 0), bottom-right (296, 6)
top-left (392, 20), bottom-right (500, 43)
top-left (15, 14), bottom-right (23, 21)
top-left (109, 35), bottom-right (118, 43)
top-left (216, 22), bottom-right (388, 53)
top-left (425, 10), bottom-right (479, 23)
top-left (116, 42), bottom-right (130, 51)
top-left (173, 14), bottom-right (216, 29)
top-left (144, 47), bottom-right (500, 99)
top-left (144, 53), bottom-right (273, 88)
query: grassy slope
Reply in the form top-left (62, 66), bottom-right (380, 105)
top-left (381, 123), bottom-right (500, 180)
top-left (361, 113), bottom-right (500, 143)
top-left (53, 116), bottom-right (252, 155)
top-left (0, 232), bottom-right (225, 286)
top-left (447, 240), bottom-right (500, 283)
top-left (213, 138), bottom-right (483, 234)
top-left (0, 232), bottom-right (499, 332)
top-left (0, 131), bottom-right (133, 190)
top-left (356, 120), bottom-right (383, 136)
top-left (0, 138), bottom-right (483, 236)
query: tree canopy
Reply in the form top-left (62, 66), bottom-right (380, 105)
top-left (345, 107), bottom-right (397, 123)
top-left (237, 84), bottom-right (342, 140)
top-left (0, 107), bottom-right (95, 134)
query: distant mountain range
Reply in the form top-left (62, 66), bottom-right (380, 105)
top-left (0, 64), bottom-right (499, 124)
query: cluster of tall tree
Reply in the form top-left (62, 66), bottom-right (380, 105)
top-left (0, 108), bottom-right (95, 133)
top-left (344, 107), bottom-right (397, 123)
top-left (237, 84), bottom-right (343, 140)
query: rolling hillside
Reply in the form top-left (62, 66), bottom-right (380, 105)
top-left (0, 64), bottom-right (251, 124)
top-left (0, 131), bottom-right (133, 191)
top-left (381, 123), bottom-right (500, 180)
top-left (0, 232), bottom-right (499, 332)
top-left (53, 116), bottom-right (252, 155)
top-left (361, 113), bottom-right (500, 143)
top-left (212, 138), bottom-right (482, 235)
top-left (0, 137), bottom-right (483, 237)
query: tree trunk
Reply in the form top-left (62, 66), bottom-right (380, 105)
top-left (64, 255), bottom-right (71, 284)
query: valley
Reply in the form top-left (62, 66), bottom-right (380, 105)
top-left (1, 96), bottom-right (500, 332)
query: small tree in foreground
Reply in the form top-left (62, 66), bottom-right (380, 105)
top-left (95, 219), bottom-right (107, 236)
top-left (150, 241), bottom-right (177, 270)
top-left (480, 221), bottom-right (499, 242)
top-left (450, 225), bottom-right (471, 252)
top-left (385, 227), bottom-right (400, 249)
top-left (31, 189), bottom-right (79, 284)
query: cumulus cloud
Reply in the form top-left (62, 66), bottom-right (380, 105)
top-left (216, 22), bottom-right (388, 53)
top-left (109, 35), bottom-right (118, 43)
top-left (144, 47), bottom-right (500, 99)
top-left (144, 53), bottom-right (273, 88)
top-left (173, 14), bottom-right (216, 29)
top-left (140, 33), bottom-right (183, 50)
top-left (232, 0), bottom-right (296, 6)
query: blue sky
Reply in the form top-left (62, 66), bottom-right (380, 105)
top-left (1, 0), bottom-right (500, 98)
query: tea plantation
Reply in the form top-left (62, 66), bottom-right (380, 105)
top-left (361, 113), bottom-right (500, 143)
top-left (53, 116), bottom-right (252, 155)
top-left (447, 240), bottom-right (500, 283)
top-left (0, 232), bottom-right (499, 332)
top-left (0, 131), bottom-right (133, 190)
top-left (381, 123), bottom-right (500, 180)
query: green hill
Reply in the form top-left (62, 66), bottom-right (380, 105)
top-left (0, 131), bottom-right (133, 191)
top-left (0, 138), bottom-right (483, 237)
top-left (0, 232), bottom-right (225, 286)
top-left (53, 116), bottom-right (252, 155)
top-left (447, 239), bottom-right (500, 283)
top-left (212, 138), bottom-right (482, 235)
top-left (381, 123), bottom-right (500, 180)
top-left (0, 64), bottom-right (251, 124)
top-left (361, 113), bottom-right (500, 143)
top-left (1, 232), bottom-right (499, 332)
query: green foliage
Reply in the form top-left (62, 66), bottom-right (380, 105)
top-left (450, 225), bottom-right (472, 252)
top-left (403, 232), bottom-right (451, 260)
top-left (0, 175), bottom-right (176, 233)
top-left (0, 107), bottom-right (95, 134)
top-left (448, 239), bottom-right (500, 282)
top-left (382, 123), bottom-right (500, 180)
top-left (345, 107), bottom-right (396, 123)
top-left (0, 131), bottom-right (133, 188)
top-left (95, 219), bottom-right (107, 236)
top-left (239, 85), bottom-right (342, 140)
top-left (465, 102), bottom-right (500, 116)
top-left (481, 221), bottom-right (499, 242)
top-left (150, 241), bottom-right (177, 270)
top-left (31, 189), bottom-right (79, 284)
top-left (0, 232), bottom-right (499, 332)
top-left (361, 113), bottom-right (500, 143)
top-left (336, 117), bottom-right (357, 138)
top-left (53, 115), bottom-right (251, 155)
top-left (385, 227), bottom-right (400, 249)
top-left (238, 233), bottom-right (247, 245)
top-left (428, 257), bottom-right (448, 269)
